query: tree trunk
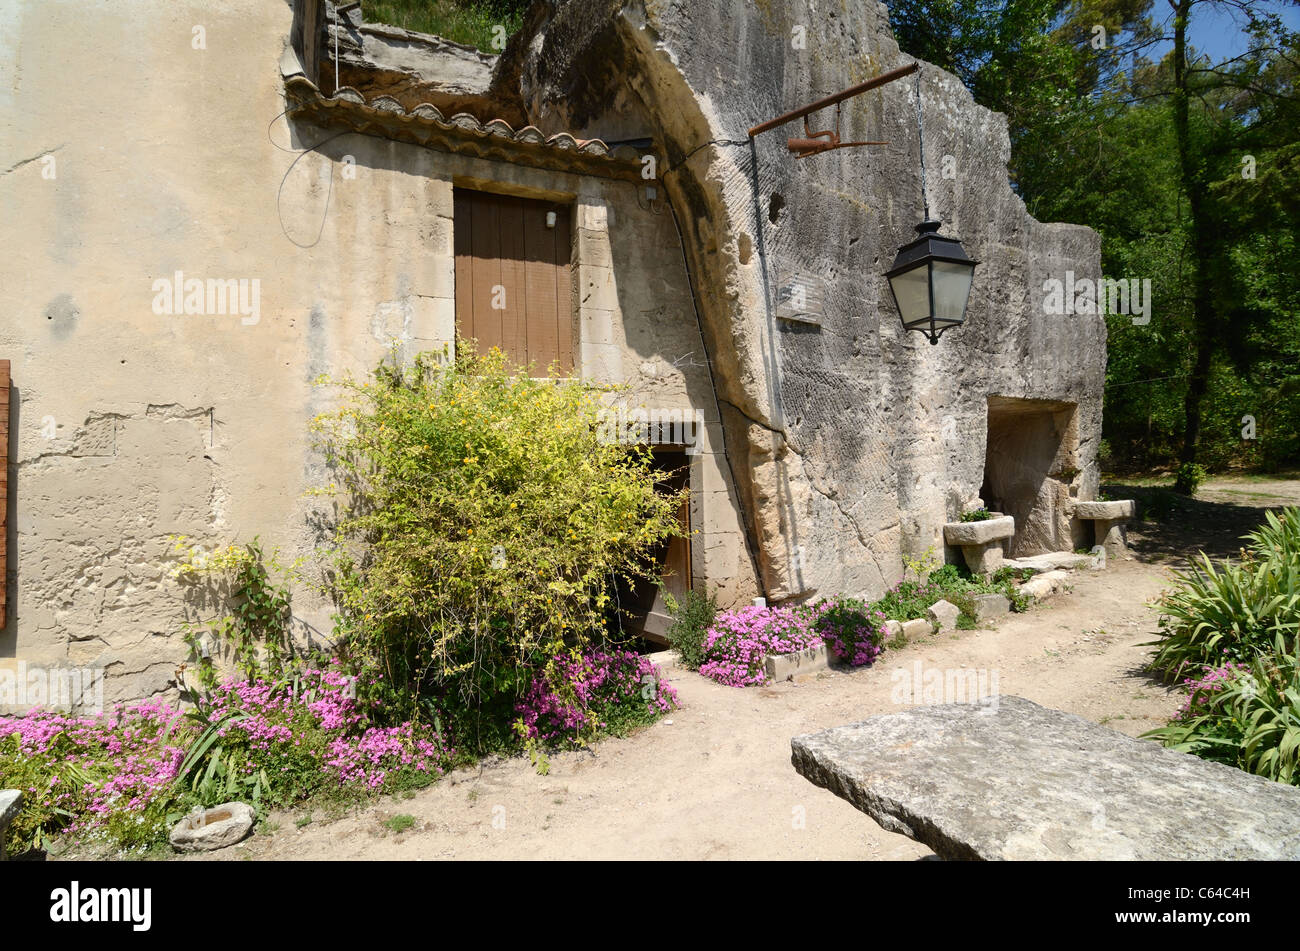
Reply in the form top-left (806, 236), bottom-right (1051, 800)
top-left (1170, 0), bottom-right (1217, 472)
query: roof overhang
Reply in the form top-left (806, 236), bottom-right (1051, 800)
top-left (282, 71), bottom-right (645, 182)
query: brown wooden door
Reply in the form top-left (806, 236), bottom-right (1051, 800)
top-left (453, 189), bottom-right (573, 375)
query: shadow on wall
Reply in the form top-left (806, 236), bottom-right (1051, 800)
top-left (981, 395), bottom-right (1079, 557)
top-left (1, 377), bottom-right (16, 656)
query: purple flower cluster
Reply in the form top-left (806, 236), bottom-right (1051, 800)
top-left (813, 598), bottom-right (887, 668)
top-left (2, 698), bottom-right (188, 824)
top-left (326, 724), bottom-right (449, 789)
top-left (1175, 661), bottom-right (1251, 721)
top-left (0, 660), bottom-right (453, 845)
top-left (516, 648), bottom-right (679, 742)
top-left (698, 605), bottom-right (824, 687)
top-left (699, 599), bottom-right (887, 687)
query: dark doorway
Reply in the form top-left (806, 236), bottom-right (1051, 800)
top-left (613, 448), bottom-right (692, 646)
top-left (980, 396), bottom-right (1079, 557)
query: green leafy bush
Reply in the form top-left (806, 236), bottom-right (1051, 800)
top-left (1145, 641), bottom-right (1300, 786)
top-left (311, 346), bottom-right (685, 750)
top-left (363, 0), bottom-right (529, 51)
top-left (1174, 461), bottom-right (1208, 495)
top-left (663, 587), bottom-right (719, 670)
top-left (874, 560), bottom-right (1028, 625)
top-left (959, 508), bottom-right (993, 522)
top-left (1148, 507), bottom-right (1300, 679)
top-left (170, 537), bottom-right (298, 689)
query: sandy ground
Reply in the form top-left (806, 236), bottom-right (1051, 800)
top-left (196, 556), bottom-right (1176, 861)
top-left (61, 473), bottom-right (1300, 861)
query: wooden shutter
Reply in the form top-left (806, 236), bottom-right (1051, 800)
top-left (0, 360), bottom-right (8, 623)
top-left (454, 190), bottom-right (574, 374)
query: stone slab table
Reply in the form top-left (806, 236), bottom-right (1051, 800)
top-left (1073, 499), bottom-right (1136, 556)
top-left (942, 515), bottom-right (1015, 574)
top-left (0, 790), bottom-right (22, 861)
top-left (790, 696), bottom-right (1300, 860)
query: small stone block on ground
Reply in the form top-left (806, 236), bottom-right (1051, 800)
top-left (170, 802), bottom-right (256, 853)
top-left (765, 643), bottom-right (829, 682)
top-left (901, 618), bottom-right (933, 639)
top-left (1021, 569), bottom-right (1070, 601)
top-left (970, 593), bottom-right (1010, 622)
top-left (927, 599), bottom-right (961, 632)
top-left (790, 696), bottom-right (1300, 860)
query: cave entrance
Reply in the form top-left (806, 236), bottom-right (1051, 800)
top-left (980, 397), bottom-right (1079, 557)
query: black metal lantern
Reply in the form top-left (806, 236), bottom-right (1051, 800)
top-left (886, 67), bottom-right (979, 345)
top-left (886, 219), bottom-right (978, 345)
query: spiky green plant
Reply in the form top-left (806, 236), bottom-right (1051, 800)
top-left (1148, 507), bottom-right (1300, 679)
top-left (1146, 636), bottom-right (1300, 786)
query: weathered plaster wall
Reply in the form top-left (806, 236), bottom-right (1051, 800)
top-left (0, 0), bottom-right (749, 706)
top-left (509, 0), bottom-right (1107, 603)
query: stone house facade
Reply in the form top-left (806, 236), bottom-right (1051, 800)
top-left (0, 0), bottom-right (1105, 705)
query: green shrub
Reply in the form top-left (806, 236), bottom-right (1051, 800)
top-left (663, 587), bottom-right (719, 670)
top-left (1174, 461), bottom-right (1208, 495)
top-left (363, 0), bottom-right (529, 51)
top-left (959, 508), bottom-right (993, 522)
top-left (384, 814), bottom-right (417, 834)
top-left (1148, 507), bottom-right (1300, 679)
top-left (1141, 487), bottom-right (1178, 521)
top-left (311, 346), bottom-right (685, 750)
top-left (169, 537), bottom-right (298, 689)
top-left (1145, 640), bottom-right (1300, 786)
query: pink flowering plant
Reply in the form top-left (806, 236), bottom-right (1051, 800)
top-left (811, 597), bottom-right (887, 667)
top-left (0, 698), bottom-right (186, 851)
top-left (515, 648), bottom-right (678, 745)
top-left (697, 600), bottom-right (887, 687)
top-left (697, 605), bottom-right (823, 687)
top-left (0, 661), bottom-right (452, 855)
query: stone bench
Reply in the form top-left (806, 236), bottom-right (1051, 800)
top-left (791, 696), bottom-right (1300, 860)
top-left (0, 790), bottom-right (22, 861)
top-left (942, 515), bottom-right (1015, 574)
top-left (1073, 499), bottom-right (1136, 556)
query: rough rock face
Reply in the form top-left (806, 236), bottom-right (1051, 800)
top-left (791, 697), bottom-right (1300, 860)
top-left (327, 3), bottom-right (530, 122)
top-left (504, 0), bottom-right (1105, 603)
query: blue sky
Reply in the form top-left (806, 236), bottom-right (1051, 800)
top-left (1153, 1), bottom-right (1300, 63)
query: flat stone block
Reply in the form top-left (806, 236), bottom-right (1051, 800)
top-left (1007, 551), bottom-right (1100, 573)
top-left (792, 696), bottom-right (1300, 860)
top-left (1074, 499), bottom-right (1135, 519)
top-left (1021, 569), bottom-right (1070, 601)
top-left (765, 643), bottom-right (829, 682)
top-left (901, 618), bottom-right (933, 639)
top-left (943, 515), bottom-right (1015, 546)
top-left (927, 599), bottom-right (961, 632)
top-left (645, 649), bottom-right (677, 670)
top-left (971, 593), bottom-right (1010, 621)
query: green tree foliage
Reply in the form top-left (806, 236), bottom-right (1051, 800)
top-left (310, 346), bottom-right (686, 749)
top-left (888, 0), bottom-right (1300, 473)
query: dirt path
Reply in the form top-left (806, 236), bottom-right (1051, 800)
top-left (192, 559), bottom-right (1175, 860)
top-left (163, 474), bottom-right (1298, 860)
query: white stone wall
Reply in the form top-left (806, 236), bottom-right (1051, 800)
top-left (0, 0), bottom-right (755, 705)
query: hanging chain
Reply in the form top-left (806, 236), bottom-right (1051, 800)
top-left (913, 68), bottom-right (930, 220)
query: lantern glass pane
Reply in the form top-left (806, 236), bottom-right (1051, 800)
top-left (929, 259), bottom-right (975, 324)
top-left (889, 264), bottom-right (931, 328)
